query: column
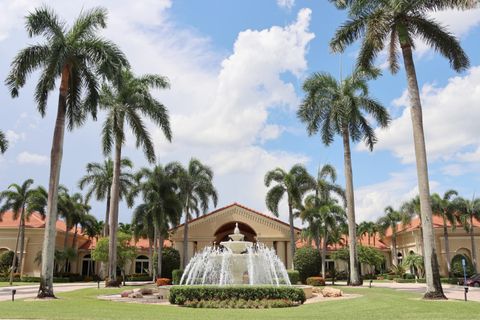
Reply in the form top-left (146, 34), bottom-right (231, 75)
top-left (175, 241), bottom-right (183, 268)
top-left (276, 241), bottom-right (286, 267)
top-left (286, 241), bottom-right (293, 270)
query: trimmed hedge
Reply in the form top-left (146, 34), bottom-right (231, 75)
top-left (287, 270), bottom-right (300, 284)
top-left (126, 273), bottom-right (152, 281)
top-left (169, 286), bottom-right (306, 306)
top-left (172, 269), bottom-right (184, 285)
top-left (183, 298), bottom-right (296, 308)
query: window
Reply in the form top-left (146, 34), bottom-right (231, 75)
top-left (135, 255), bottom-right (150, 274)
top-left (82, 254), bottom-right (96, 276)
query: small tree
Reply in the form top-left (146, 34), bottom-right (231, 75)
top-left (358, 246), bottom-right (385, 276)
top-left (402, 253), bottom-right (425, 279)
top-left (293, 247), bottom-right (321, 283)
top-left (92, 232), bottom-right (136, 285)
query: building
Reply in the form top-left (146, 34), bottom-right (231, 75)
top-left (1, 202), bottom-right (480, 278)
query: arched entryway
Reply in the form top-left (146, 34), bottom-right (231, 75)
top-left (81, 254), bottom-right (96, 276)
top-left (214, 222), bottom-right (256, 244)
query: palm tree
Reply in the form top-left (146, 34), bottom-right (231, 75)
top-left (455, 196), bottom-right (480, 274)
top-left (132, 203), bottom-right (155, 277)
top-left (5, 6), bottom-right (128, 298)
top-left (265, 164), bottom-right (315, 269)
top-left (299, 195), bottom-right (345, 278)
top-left (135, 165), bottom-right (182, 278)
top-left (0, 130), bottom-right (8, 154)
top-left (377, 206), bottom-right (411, 267)
top-left (431, 190), bottom-right (459, 276)
top-left (99, 69), bottom-right (172, 284)
top-left (79, 158), bottom-right (135, 236)
top-left (166, 159), bottom-right (218, 268)
top-left (330, 0), bottom-right (474, 299)
top-left (118, 223), bottom-right (133, 235)
top-left (358, 221), bottom-right (376, 246)
top-left (298, 69), bottom-right (390, 285)
top-left (0, 180), bottom-right (47, 284)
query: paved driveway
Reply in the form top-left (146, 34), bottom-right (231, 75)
top-left (0, 282), bottom-right (101, 301)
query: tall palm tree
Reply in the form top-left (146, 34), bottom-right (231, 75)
top-left (377, 206), bottom-right (411, 267)
top-left (5, 6), bottom-right (128, 298)
top-left (135, 165), bottom-right (182, 278)
top-left (0, 180), bottom-right (47, 284)
top-left (100, 69), bottom-right (172, 284)
top-left (265, 164), bottom-right (315, 269)
top-left (358, 221), bottom-right (376, 246)
top-left (79, 158), bottom-right (135, 236)
top-left (330, 0), bottom-right (474, 298)
top-left (299, 195), bottom-right (346, 278)
top-left (431, 190), bottom-right (459, 276)
top-left (298, 69), bottom-right (390, 285)
top-left (166, 159), bottom-right (218, 268)
top-left (0, 130), bottom-right (8, 154)
top-left (455, 196), bottom-right (480, 274)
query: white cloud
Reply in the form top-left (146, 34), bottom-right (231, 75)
top-left (277, 0), bottom-right (295, 10)
top-left (5, 130), bottom-right (25, 146)
top-left (360, 66), bottom-right (480, 164)
top-left (16, 151), bottom-right (48, 165)
top-left (355, 169), bottom-right (439, 222)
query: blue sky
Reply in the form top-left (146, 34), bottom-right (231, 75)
top-left (1, 0), bottom-right (480, 225)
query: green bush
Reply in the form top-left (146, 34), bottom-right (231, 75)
top-left (306, 276), bottom-right (325, 286)
top-left (0, 251), bottom-right (15, 275)
top-left (287, 270), bottom-right (300, 284)
top-left (293, 247), bottom-right (320, 283)
top-left (169, 286), bottom-right (306, 306)
top-left (126, 273), bottom-right (152, 281)
top-left (153, 247), bottom-right (181, 279)
top-left (172, 269), bottom-right (184, 284)
top-left (183, 298), bottom-right (296, 308)
top-left (451, 254), bottom-right (475, 277)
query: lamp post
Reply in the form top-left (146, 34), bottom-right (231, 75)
top-left (11, 289), bottom-right (16, 301)
top-left (462, 258), bottom-right (468, 301)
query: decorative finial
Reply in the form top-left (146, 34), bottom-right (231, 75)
top-left (234, 222), bottom-right (240, 234)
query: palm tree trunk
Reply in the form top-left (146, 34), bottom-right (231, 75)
top-left (392, 233), bottom-right (398, 266)
top-left (157, 233), bottom-right (164, 279)
top-left (104, 191), bottom-right (111, 237)
top-left (182, 207), bottom-right (189, 269)
top-left (153, 227), bottom-right (158, 281)
top-left (470, 216), bottom-right (478, 273)
top-left (322, 229), bottom-right (328, 279)
top-left (288, 202), bottom-right (296, 270)
top-left (107, 137), bottom-right (122, 285)
top-left (148, 237), bottom-right (153, 277)
top-left (401, 45), bottom-right (445, 299)
top-left (341, 128), bottom-right (360, 286)
top-left (72, 225), bottom-right (78, 251)
top-left (64, 225), bottom-right (69, 252)
top-left (38, 64), bottom-right (69, 298)
top-left (9, 213), bottom-right (22, 285)
top-left (442, 217), bottom-right (452, 277)
top-left (18, 211), bottom-right (26, 276)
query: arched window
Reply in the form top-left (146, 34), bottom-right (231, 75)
top-left (397, 252), bottom-right (403, 265)
top-left (135, 255), bottom-right (149, 274)
top-left (82, 254), bottom-right (96, 276)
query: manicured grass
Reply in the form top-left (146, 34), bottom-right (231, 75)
top-left (0, 281), bottom-right (37, 287)
top-left (0, 286), bottom-right (478, 320)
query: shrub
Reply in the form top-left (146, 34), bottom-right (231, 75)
top-left (126, 273), bottom-right (152, 281)
top-left (156, 278), bottom-right (171, 286)
top-left (0, 251), bottom-right (14, 274)
top-left (182, 298), bottom-right (295, 308)
top-left (306, 277), bottom-right (326, 286)
top-left (172, 269), bottom-right (184, 285)
top-left (287, 270), bottom-right (300, 284)
top-left (169, 286), bottom-right (306, 306)
top-left (451, 254), bottom-right (475, 277)
top-left (293, 247), bottom-right (320, 283)
top-left (153, 247), bottom-right (181, 279)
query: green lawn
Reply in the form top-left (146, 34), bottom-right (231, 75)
top-left (0, 282), bottom-right (37, 287)
top-left (0, 286), bottom-right (478, 320)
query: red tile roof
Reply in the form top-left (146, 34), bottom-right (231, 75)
top-left (0, 210), bottom-right (73, 233)
top-left (384, 215), bottom-right (480, 237)
top-left (296, 233), bottom-right (388, 251)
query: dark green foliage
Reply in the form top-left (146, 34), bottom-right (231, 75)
top-left (169, 286), bottom-right (306, 306)
top-left (293, 247), bottom-right (320, 283)
top-left (161, 247), bottom-right (180, 279)
top-left (451, 254), bottom-right (475, 277)
top-left (182, 298), bottom-right (296, 309)
top-left (126, 274), bottom-right (152, 281)
top-left (0, 251), bottom-right (14, 274)
top-left (172, 269), bottom-right (184, 285)
top-left (287, 270), bottom-right (300, 284)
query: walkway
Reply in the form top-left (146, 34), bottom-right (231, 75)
top-left (364, 281), bottom-right (480, 302)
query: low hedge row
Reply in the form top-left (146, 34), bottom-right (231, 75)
top-left (172, 269), bottom-right (184, 285)
top-left (183, 298), bottom-right (296, 308)
top-left (287, 270), bottom-right (299, 284)
top-left (393, 278), bottom-right (459, 284)
top-left (169, 286), bottom-right (306, 305)
top-left (126, 274), bottom-right (152, 281)
top-left (306, 277), bottom-right (326, 286)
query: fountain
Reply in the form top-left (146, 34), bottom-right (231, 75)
top-left (180, 222), bottom-right (291, 286)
